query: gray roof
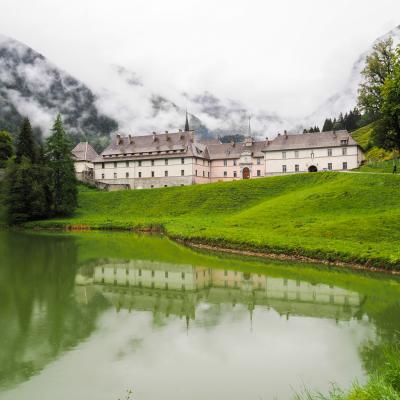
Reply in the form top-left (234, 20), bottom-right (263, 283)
top-left (97, 131), bottom-right (197, 160)
top-left (72, 142), bottom-right (98, 161)
top-left (207, 140), bottom-right (267, 160)
top-left (264, 130), bottom-right (358, 152)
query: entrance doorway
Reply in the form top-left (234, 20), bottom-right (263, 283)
top-left (308, 165), bottom-right (318, 172)
top-left (242, 167), bottom-right (250, 179)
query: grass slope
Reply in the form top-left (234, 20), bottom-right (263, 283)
top-left (352, 123), bottom-right (397, 168)
top-left (27, 172), bottom-right (400, 269)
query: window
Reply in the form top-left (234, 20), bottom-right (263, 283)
top-left (114, 172), bottom-right (117, 178)
top-left (114, 162), bottom-right (117, 168)
top-left (282, 151), bottom-right (286, 159)
top-left (138, 160), bottom-right (142, 167)
top-left (151, 171), bottom-right (155, 177)
top-left (181, 158), bottom-right (185, 164)
top-left (257, 158), bottom-right (261, 165)
top-left (101, 162), bottom-right (105, 169)
top-left (151, 270), bottom-right (155, 277)
top-left (165, 159), bottom-right (168, 165)
top-left (181, 169), bottom-right (185, 176)
top-left (181, 272), bottom-right (185, 279)
top-left (343, 162), bottom-right (348, 170)
top-left (224, 171), bottom-right (227, 177)
top-left (101, 173), bottom-right (105, 179)
top-left (328, 148), bottom-right (332, 156)
top-left (311, 151), bottom-right (314, 158)
top-left (138, 171), bottom-right (142, 178)
top-left (224, 160), bottom-right (227, 166)
top-left (328, 163), bottom-right (332, 170)
top-left (234, 171), bottom-right (237, 178)
top-left (341, 139), bottom-right (348, 145)
top-left (282, 165), bottom-right (287, 173)
top-left (125, 161), bottom-right (129, 167)
top-left (165, 170), bottom-right (168, 177)
top-left (126, 172), bottom-right (129, 178)
top-left (196, 169), bottom-right (198, 176)
top-left (203, 171), bottom-right (205, 177)
top-left (207, 172), bottom-right (210, 177)
top-left (295, 151), bottom-right (299, 158)
top-left (151, 160), bottom-right (154, 166)
top-left (233, 160), bottom-right (237, 166)
top-left (165, 271), bottom-right (168, 278)
top-left (138, 269), bottom-right (142, 276)
top-left (295, 164), bottom-right (299, 172)
top-left (257, 170), bottom-right (261, 176)
top-left (342, 147), bottom-right (347, 155)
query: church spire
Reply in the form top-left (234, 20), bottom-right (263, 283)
top-left (185, 109), bottom-right (190, 132)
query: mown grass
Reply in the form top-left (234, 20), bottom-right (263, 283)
top-left (25, 172), bottom-right (400, 269)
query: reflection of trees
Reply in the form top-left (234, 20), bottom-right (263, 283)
top-left (0, 232), bottom-right (108, 390)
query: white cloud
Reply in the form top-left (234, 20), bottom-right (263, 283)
top-left (0, 0), bottom-right (399, 136)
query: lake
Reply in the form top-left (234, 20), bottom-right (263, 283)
top-left (0, 230), bottom-right (399, 400)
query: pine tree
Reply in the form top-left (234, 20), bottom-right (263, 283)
top-left (15, 118), bottom-right (38, 163)
top-left (0, 131), bottom-right (13, 168)
top-left (5, 158), bottom-right (49, 223)
top-left (303, 129), bottom-right (308, 133)
top-left (322, 118), bottom-right (334, 132)
top-left (46, 114), bottom-right (77, 216)
top-left (309, 127), bottom-right (314, 133)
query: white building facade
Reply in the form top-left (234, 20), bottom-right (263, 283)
top-left (76, 129), bottom-right (363, 189)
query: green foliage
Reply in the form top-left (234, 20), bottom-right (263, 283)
top-left (27, 172), bottom-right (400, 269)
top-left (45, 114), bottom-right (77, 216)
top-left (4, 157), bottom-right (52, 224)
top-left (220, 134), bottom-right (245, 143)
top-left (358, 38), bottom-right (396, 118)
top-left (296, 342), bottom-right (400, 400)
top-left (15, 117), bottom-right (38, 163)
top-left (0, 131), bottom-right (13, 168)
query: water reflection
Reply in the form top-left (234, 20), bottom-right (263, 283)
top-left (76, 260), bottom-right (363, 327)
top-left (1, 231), bottom-right (400, 400)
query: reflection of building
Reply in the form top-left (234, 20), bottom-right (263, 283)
top-left (76, 260), bottom-right (362, 323)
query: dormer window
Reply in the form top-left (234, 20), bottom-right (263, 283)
top-left (340, 139), bottom-right (348, 145)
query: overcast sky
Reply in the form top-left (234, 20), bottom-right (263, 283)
top-left (1, 0), bottom-right (399, 120)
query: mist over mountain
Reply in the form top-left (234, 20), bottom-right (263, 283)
top-left (0, 34), bottom-right (118, 148)
top-left (0, 25), bottom-right (399, 146)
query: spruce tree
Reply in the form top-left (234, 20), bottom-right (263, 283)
top-left (16, 118), bottom-right (37, 163)
top-left (322, 118), bottom-right (333, 132)
top-left (0, 131), bottom-right (13, 168)
top-left (46, 114), bottom-right (77, 216)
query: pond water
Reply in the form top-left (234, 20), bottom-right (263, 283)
top-left (1, 231), bottom-right (400, 400)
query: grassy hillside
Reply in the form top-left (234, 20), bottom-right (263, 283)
top-left (26, 172), bottom-right (400, 269)
top-left (352, 123), bottom-right (397, 163)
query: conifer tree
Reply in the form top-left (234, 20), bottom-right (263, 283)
top-left (0, 131), bottom-right (13, 168)
top-left (15, 118), bottom-right (37, 163)
top-left (322, 118), bottom-right (334, 132)
top-left (46, 114), bottom-right (77, 216)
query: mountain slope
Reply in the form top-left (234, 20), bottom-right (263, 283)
top-left (0, 35), bottom-right (118, 148)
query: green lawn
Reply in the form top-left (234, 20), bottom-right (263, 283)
top-left (25, 172), bottom-right (400, 269)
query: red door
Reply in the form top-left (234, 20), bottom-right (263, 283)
top-left (242, 167), bottom-right (250, 179)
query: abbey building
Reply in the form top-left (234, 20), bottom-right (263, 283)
top-left (72, 124), bottom-right (364, 190)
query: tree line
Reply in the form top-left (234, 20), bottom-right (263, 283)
top-left (321, 38), bottom-right (400, 153)
top-left (0, 115), bottom-right (77, 224)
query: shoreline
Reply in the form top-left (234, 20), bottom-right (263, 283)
top-left (12, 223), bottom-right (400, 276)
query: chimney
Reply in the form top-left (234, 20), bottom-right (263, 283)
top-left (231, 140), bottom-right (235, 147)
top-left (284, 130), bottom-right (288, 139)
top-left (153, 132), bottom-right (157, 142)
top-left (333, 130), bottom-right (337, 138)
top-left (116, 134), bottom-right (123, 145)
top-left (128, 134), bottom-right (134, 144)
top-left (178, 129), bottom-right (182, 132)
